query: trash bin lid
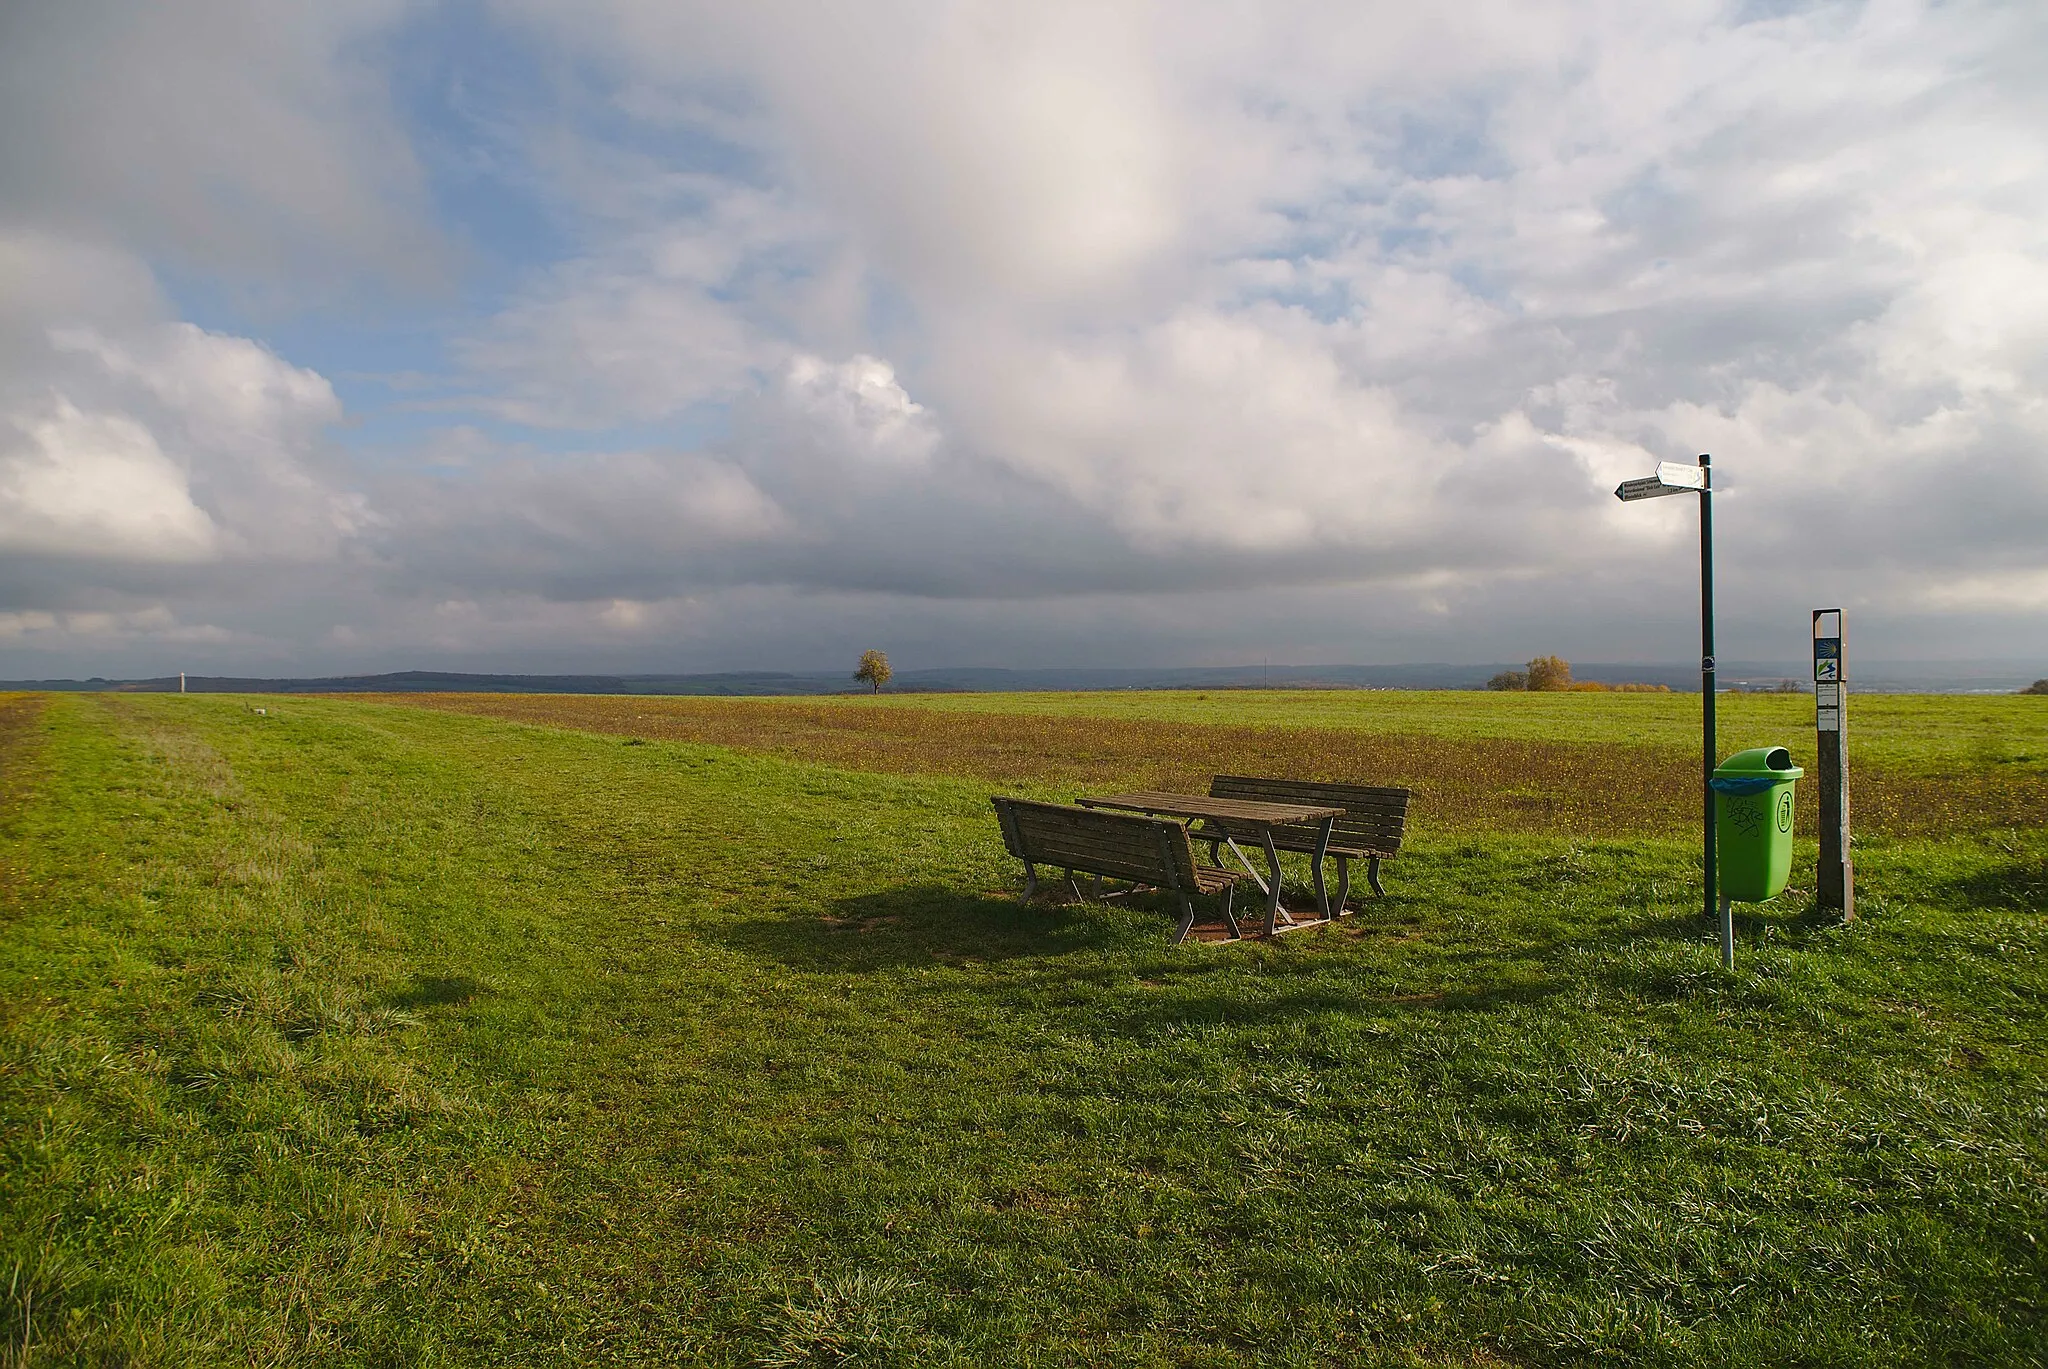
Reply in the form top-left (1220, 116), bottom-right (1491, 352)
top-left (1713, 745), bottom-right (1804, 780)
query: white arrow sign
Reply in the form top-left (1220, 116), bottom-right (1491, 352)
top-left (1615, 476), bottom-right (1689, 502)
top-left (1655, 461), bottom-right (1708, 490)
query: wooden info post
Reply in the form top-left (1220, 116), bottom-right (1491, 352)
top-left (1813, 608), bottom-right (1853, 920)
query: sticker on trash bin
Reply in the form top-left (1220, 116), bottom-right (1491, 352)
top-left (1777, 791), bottom-right (1794, 833)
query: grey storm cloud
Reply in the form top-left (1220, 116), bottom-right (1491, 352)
top-left (2, 0), bottom-right (2045, 677)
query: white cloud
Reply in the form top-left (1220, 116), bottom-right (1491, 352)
top-left (777, 354), bottom-right (937, 468)
top-left (0, 399), bottom-right (219, 562)
top-left (0, 231), bottom-right (369, 655)
top-left (29, 317), bottom-right (367, 561)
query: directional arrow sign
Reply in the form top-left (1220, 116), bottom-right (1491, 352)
top-left (1655, 461), bottom-right (1708, 490)
top-left (1615, 476), bottom-right (1690, 501)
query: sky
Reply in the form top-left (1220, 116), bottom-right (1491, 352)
top-left (3, 0), bottom-right (2046, 679)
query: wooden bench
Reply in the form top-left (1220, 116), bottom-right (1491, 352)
top-left (990, 797), bottom-right (1243, 943)
top-left (1201, 777), bottom-right (1411, 915)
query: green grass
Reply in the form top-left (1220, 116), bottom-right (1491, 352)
top-left (2, 693), bottom-right (2043, 1366)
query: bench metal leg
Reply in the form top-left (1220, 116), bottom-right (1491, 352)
top-left (1220, 882), bottom-right (1241, 940)
top-left (1311, 816), bottom-right (1334, 920)
top-left (1261, 831), bottom-right (1286, 936)
top-left (1173, 892), bottom-right (1199, 945)
top-left (1022, 861), bottom-right (1039, 900)
top-left (1332, 856), bottom-right (1352, 917)
top-left (1368, 856), bottom-right (1386, 898)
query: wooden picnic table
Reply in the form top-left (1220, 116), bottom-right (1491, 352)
top-left (1075, 790), bottom-right (1345, 936)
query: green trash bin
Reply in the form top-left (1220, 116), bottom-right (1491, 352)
top-left (1711, 747), bottom-right (1803, 902)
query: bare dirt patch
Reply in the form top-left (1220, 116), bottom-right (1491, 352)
top-left (365, 694), bottom-right (2047, 838)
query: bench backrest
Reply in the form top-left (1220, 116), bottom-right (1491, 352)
top-left (991, 797), bottom-right (1200, 892)
top-left (1208, 776), bottom-right (1411, 854)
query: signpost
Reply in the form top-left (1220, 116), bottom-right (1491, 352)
top-left (1614, 455), bottom-right (1725, 966)
top-left (1813, 609), bottom-right (1853, 919)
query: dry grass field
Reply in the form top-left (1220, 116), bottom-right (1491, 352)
top-left (373, 692), bottom-right (2048, 838)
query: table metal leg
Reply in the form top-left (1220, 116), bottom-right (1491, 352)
top-left (1225, 837), bottom-right (1271, 894)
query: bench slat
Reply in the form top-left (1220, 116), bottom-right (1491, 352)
top-left (1207, 776), bottom-right (1411, 857)
top-left (990, 797), bottom-right (1241, 920)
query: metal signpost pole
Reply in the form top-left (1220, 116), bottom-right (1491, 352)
top-left (1615, 455), bottom-right (1724, 966)
top-left (1813, 609), bottom-right (1853, 919)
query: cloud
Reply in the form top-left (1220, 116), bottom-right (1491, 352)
top-left (0, 605), bottom-right (231, 647)
top-left (454, 183), bottom-right (824, 427)
top-left (0, 233), bottom-right (369, 626)
top-left (0, 0), bottom-right (438, 282)
top-left (0, 399), bottom-right (219, 562)
top-left (4, 1), bottom-right (2048, 676)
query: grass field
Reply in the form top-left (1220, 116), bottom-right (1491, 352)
top-left (2, 690), bottom-right (2043, 1366)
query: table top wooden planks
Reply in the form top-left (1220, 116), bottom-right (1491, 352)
top-left (1076, 790), bottom-right (1345, 826)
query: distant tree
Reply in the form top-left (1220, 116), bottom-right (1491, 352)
top-left (1486, 670), bottom-right (1528, 691)
top-left (854, 649), bottom-right (893, 693)
top-left (1526, 655), bottom-right (1573, 691)
top-left (2023, 679), bottom-right (2048, 695)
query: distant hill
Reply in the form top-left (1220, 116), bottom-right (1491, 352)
top-left (6, 664), bottom-right (1547, 695)
top-left (5, 661), bottom-right (2039, 695)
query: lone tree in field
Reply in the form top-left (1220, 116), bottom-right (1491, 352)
top-left (854, 649), bottom-right (893, 693)
top-left (1486, 669), bottom-right (1528, 691)
top-left (1525, 655), bottom-right (1573, 691)
top-left (2023, 679), bottom-right (2048, 695)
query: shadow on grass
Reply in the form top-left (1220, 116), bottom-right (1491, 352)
top-left (383, 974), bottom-right (486, 1009)
top-left (1943, 853), bottom-right (2047, 912)
top-left (1102, 975), bottom-right (1565, 1039)
top-left (707, 883), bottom-right (1124, 971)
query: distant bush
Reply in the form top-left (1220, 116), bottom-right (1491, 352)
top-left (2024, 679), bottom-right (2048, 695)
top-left (1488, 658), bottom-right (1667, 692)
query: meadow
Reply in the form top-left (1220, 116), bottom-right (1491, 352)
top-left (2, 689), bottom-right (2043, 1366)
